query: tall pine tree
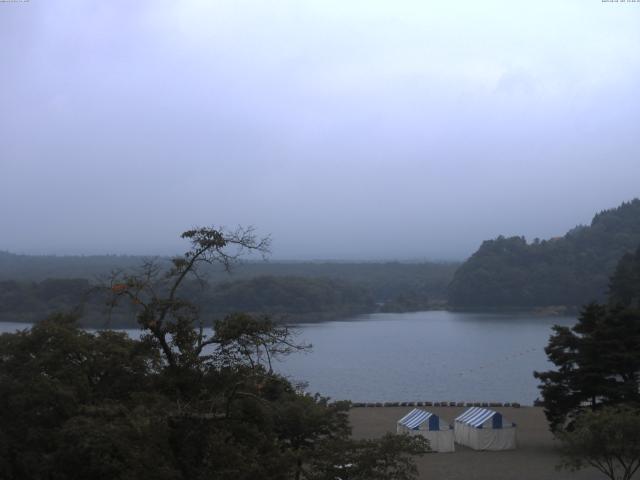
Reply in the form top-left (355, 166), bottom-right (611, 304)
top-left (535, 245), bottom-right (640, 432)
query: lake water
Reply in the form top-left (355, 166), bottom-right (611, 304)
top-left (0, 311), bottom-right (575, 405)
top-left (275, 311), bottom-right (575, 405)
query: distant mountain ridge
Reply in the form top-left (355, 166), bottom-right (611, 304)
top-left (448, 199), bottom-right (640, 308)
top-left (0, 251), bottom-right (143, 281)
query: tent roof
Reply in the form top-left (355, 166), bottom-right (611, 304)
top-left (397, 408), bottom-right (435, 429)
top-left (455, 407), bottom-right (500, 428)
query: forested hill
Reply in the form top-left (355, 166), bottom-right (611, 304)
top-left (0, 254), bottom-right (458, 325)
top-left (0, 253), bottom-right (457, 304)
top-left (448, 199), bottom-right (640, 308)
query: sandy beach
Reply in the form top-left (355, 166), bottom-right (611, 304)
top-left (349, 406), bottom-right (604, 480)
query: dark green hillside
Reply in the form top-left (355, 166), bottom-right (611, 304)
top-left (449, 199), bottom-right (640, 308)
top-left (0, 279), bottom-right (92, 323)
top-left (203, 276), bottom-right (375, 321)
top-left (0, 252), bottom-right (457, 304)
top-left (0, 276), bottom-right (375, 326)
top-left (0, 251), bottom-right (142, 281)
top-left (0, 252), bottom-right (458, 324)
top-left (609, 243), bottom-right (640, 308)
top-left (0, 263), bottom-right (457, 326)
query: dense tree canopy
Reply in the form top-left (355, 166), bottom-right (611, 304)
top-left (558, 405), bottom-right (640, 480)
top-left (0, 261), bottom-right (457, 326)
top-left (0, 226), bottom-right (428, 480)
top-left (534, 304), bottom-right (640, 431)
top-left (203, 275), bottom-right (375, 321)
top-left (0, 278), bottom-right (90, 323)
top-left (534, 245), bottom-right (640, 431)
top-left (609, 244), bottom-right (640, 309)
top-left (449, 199), bottom-right (640, 308)
top-left (0, 276), bottom-right (375, 327)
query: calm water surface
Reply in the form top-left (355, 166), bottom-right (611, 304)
top-left (276, 311), bottom-right (575, 405)
top-left (0, 311), bottom-right (575, 405)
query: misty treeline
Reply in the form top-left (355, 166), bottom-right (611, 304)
top-left (449, 199), bottom-right (640, 308)
top-left (0, 258), bottom-right (457, 326)
top-left (3, 198), bottom-right (640, 321)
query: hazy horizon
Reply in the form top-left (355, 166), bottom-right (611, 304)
top-left (2, 197), bottom-right (636, 263)
top-left (2, 1), bottom-right (639, 260)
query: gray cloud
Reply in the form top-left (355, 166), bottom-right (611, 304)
top-left (1, 0), bottom-right (639, 260)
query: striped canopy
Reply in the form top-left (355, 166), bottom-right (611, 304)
top-left (455, 407), bottom-right (503, 428)
top-left (397, 408), bottom-right (438, 430)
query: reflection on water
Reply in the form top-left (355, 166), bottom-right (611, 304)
top-left (0, 310), bottom-right (574, 405)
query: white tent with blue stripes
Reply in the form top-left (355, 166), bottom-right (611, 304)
top-left (454, 407), bottom-right (516, 450)
top-left (396, 408), bottom-right (455, 452)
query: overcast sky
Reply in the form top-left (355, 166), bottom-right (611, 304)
top-left (1, 0), bottom-right (639, 260)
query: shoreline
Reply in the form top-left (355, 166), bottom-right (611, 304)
top-left (0, 305), bottom-right (579, 329)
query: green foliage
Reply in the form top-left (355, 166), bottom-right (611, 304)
top-left (0, 279), bottom-right (90, 323)
top-left (450, 199), bottom-right (640, 307)
top-left (0, 313), bottom-right (171, 479)
top-left (0, 276), bottom-right (377, 326)
top-left (0, 251), bottom-right (458, 303)
top-left (379, 291), bottom-right (432, 313)
top-left (0, 276), bottom-right (376, 327)
top-left (558, 405), bottom-right (640, 480)
top-left (0, 263), bottom-right (458, 326)
top-left (206, 275), bottom-right (375, 320)
top-left (0, 314), bottom-right (426, 480)
top-left (609, 244), bottom-right (640, 309)
top-left (534, 304), bottom-right (640, 431)
top-left (0, 227), bottom-right (427, 479)
top-left (535, 248), bottom-right (640, 432)
top-left (306, 433), bottom-right (430, 480)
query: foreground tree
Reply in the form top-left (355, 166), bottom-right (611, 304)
top-left (534, 304), bottom-right (640, 431)
top-left (104, 225), bottom-right (272, 369)
top-left (0, 314), bottom-right (172, 480)
top-left (306, 434), bottom-right (429, 480)
top-left (558, 405), bottom-right (640, 480)
top-left (534, 246), bottom-right (640, 432)
top-left (0, 226), bottom-right (428, 480)
top-left (609, 244), bottom-right (640, 309)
